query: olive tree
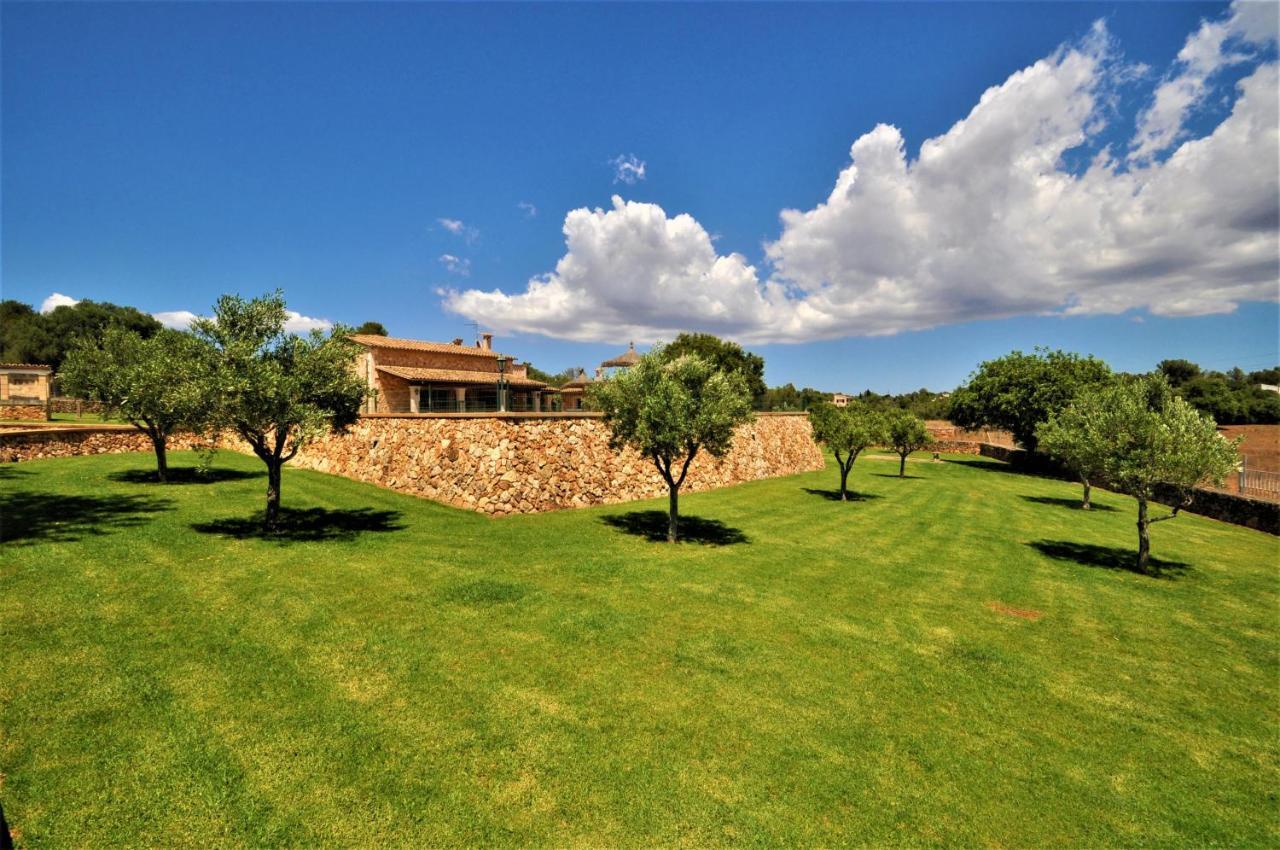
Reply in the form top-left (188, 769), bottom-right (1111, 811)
top-left (194, 293), bottom-right (368, 529)
top-left (588, 347), bottom-right (753, 542)
top-left (60, 326), bottom-right (214, 482)
top-left (808, 402), bottom-right (884, 500)
top-left (1053, 376), bottom-right (1239, 574)
top-left (1036, 398), bottom-right (1112, 510)
top-left (884, 409), bottom-right (931, 477)
top-left (949, 348), bottom-right (1112, 450)
top-left (662, 332), bottom-right (767, 407)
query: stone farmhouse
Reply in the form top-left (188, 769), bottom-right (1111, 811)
top-left (352, 333), bottom-right (549, 413)
top-left (0, 363), bottom-right (53, 420)
top-left (352, 335), bottom-right (651, 414)
top-left (555, 343), bottom-right (643, 411)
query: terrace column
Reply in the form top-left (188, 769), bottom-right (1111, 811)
top-left (409, 386), bottom-right (420, 414)
top-left (533, 392), bottom-right (541, 412)
top-left (454, 386), bottom-right (467, 412)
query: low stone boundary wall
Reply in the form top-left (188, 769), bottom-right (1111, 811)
top-left (47, 397), bottom-right (110, 416)
top-left (977, 443), bottom-right (1279, 535)
top-left (925, 440), bottom-right (983, 456)
top-left (0, 401), bottom-right (48, 421)
top-left (927, 421), bottom-right (1015, 446)
top-left (292, 412), bottom-right (824, 515)
top-left (0, 426), bottom-right (199, 462)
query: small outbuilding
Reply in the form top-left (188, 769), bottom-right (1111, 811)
top-left (0, 363), bottom-right (53, 420)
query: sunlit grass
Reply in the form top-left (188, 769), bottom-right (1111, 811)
top-left (2, 449), bottom-right (1276, 847)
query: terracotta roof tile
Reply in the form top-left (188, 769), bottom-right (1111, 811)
top-left (0, 364), bottom-right (52, 371)
top-left (601, 342), bottom-right (641, 367)
top-left (376, 365), bottom-right (547, 389)
top-left (350, 334), bottom-right (507, 358)
top-left (557, 369), bottom-right (594, 392)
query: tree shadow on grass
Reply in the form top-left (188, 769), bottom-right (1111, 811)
top-left (600, 510), bottom-right (749, 546)
top-left (870, 472), bottom-right (925, 480)
top-left (192, 506), bottom-right (405, 543)
top-left (946, 458), bottom-right (1041, 478)
top-left (802, 488), bottom-right (881, 502)
top-left (1021, 495), bottom-right (1118, 512)
top-left (0, 490), bottom-right (173, 545)
top-left (1029, 540), bottom-right (1190, 578)
top-left (109, 467), bottom-right (263, 485)
top-left (0, 465), bottom-right (33, 481)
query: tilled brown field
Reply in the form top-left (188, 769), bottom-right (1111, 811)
top-left (1213, 424), bottom-right (1279, 501)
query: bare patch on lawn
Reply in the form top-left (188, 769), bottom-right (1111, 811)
top-left (986, 601), bottom-right (1044, 621)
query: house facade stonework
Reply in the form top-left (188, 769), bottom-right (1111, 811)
top-left (352, 333), bottom-right (549, 414)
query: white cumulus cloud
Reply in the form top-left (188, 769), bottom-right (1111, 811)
top-left (444, 196), bottom-right (779, 342)
top-left (282, 310), bottom-right (333, 334)
top-left (40, 292), bottom-right (80, 313)
top-left (152, 310), bottom-right (201, 329)
top-left (610, 154), bottom-right (647, 185)
top-left (447, 14), bottom-right (1277, 344)
top-left (1129, 0), bottom-right (1278, 162)
top-left (153, 308), bottom-right (331, 334)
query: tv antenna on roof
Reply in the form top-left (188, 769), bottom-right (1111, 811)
top-left (466, 320), bottom-right (482, 345)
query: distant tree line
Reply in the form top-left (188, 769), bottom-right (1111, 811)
top-left (759, 384), bottom-right (950, 417)
top-left (1156, 359), bottom-right (1280, 424)
top-left (0, 299), bottom-right (163, 371)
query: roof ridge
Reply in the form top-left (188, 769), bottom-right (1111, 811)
top-left (350, 334), bottom-right (505, 357)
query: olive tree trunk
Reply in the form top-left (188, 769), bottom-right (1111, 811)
top-left (1136, 497), bottom-right (1151, 574)
top-left (654, 448), bottom-right (697, 543)
top-left (667, 486), bottom-right (679, 543)
top-left (265, 459), bottom-right (283, 530)
top-left (1080, 475), bottom-right (1092, 510)
top-left (898, 452), bottom-right (908, 478)
top-left (150, 433), bottom-right (169, 483)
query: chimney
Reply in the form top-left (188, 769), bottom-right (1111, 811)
top-left (479, 332), bottom-right (493, 351)
top-left (451, 338), bottom-right (463, 346)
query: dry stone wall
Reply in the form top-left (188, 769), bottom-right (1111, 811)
top-left (0, 402), bottom-right (49, 421)
top-left (291, 412), bottom-right (823, 515)
top-left (0, 414), bottom-right (823, 516)
top-left (0, 426), bottom-right (202, 462)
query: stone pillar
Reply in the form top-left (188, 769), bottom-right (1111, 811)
top-left (409, 386), bottom-right (420, 414)
top-left (454, 386), bottom-right (467, 413)
top-left (533, 392), bottom-right (541, 412)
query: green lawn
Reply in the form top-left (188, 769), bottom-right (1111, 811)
top-left (2, 450), bottom-right (1277, 848)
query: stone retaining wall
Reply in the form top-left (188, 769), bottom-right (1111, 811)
top-left (926, 421), bottom-right (1016, 447)
top-left (0, 402), bottom-right (49, 421)
top-left (0, 426), bottom-right (199, 462)
top-left (925, 439), bottom-right (983, 456)
top-left (0, 414), bottom-right (824, 516)
top-left (291, 412), bottom-right (823, 515)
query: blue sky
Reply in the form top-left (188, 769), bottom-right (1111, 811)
top-left (3, 2), bottom-right (1277, 392)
